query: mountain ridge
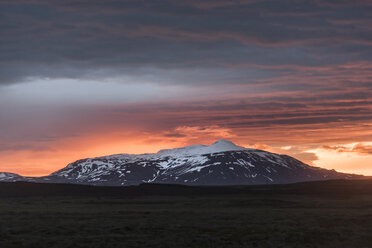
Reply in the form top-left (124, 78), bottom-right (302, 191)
top-left (0, 140), bottom-right (365, 186)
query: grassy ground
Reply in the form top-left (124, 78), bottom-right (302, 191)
top-left (0, 192), bottom-right (372, 248)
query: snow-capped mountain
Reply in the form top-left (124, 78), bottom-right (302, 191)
top-left (0, 172), bottom-right (25, 182)
top-left (8, 139), bottom-right (359, 186)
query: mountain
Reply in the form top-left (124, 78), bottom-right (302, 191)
top-left (1, 139), bottom-right (360, 186)
top-left (0, 172), bottom-right (25, 182)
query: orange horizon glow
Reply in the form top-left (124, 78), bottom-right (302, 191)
top-left (2, 127), bottom-right (372, 177)
top-left (2, 94), bottom-right (372, 177)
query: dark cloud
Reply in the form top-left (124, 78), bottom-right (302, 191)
top-left (163, 132), bottom-right (187, 138)
top-left (0, 0), bottom-right (371, 85)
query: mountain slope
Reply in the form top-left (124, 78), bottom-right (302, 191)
top-left (26, 139), bottom-right (363, 186)
top-left (0, 172), bottom-right (25, 182)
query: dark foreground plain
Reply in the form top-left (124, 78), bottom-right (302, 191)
top-left (1, 180), bottom-right (372, 248)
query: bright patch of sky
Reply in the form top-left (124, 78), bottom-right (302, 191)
top-left (308, 143), bottom-right (372, 176)
top-left (2, 77), bottom-right (199, 104)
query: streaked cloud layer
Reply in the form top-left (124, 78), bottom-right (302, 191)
top-left (0, 0), bottom-right (371, 175)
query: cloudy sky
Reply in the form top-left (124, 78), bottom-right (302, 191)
top-left (1, 0), bottom-right (372, 176)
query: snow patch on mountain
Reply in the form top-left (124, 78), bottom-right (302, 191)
top-left (157, 139), bottom-right (250, 157)
top-left (0, 172), bottom-right (24, 182)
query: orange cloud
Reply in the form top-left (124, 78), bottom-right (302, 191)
top-left (322, 143), bottom-right (372, 155)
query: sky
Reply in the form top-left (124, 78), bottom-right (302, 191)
top-left (1, 0), bottom-right (372, 176)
